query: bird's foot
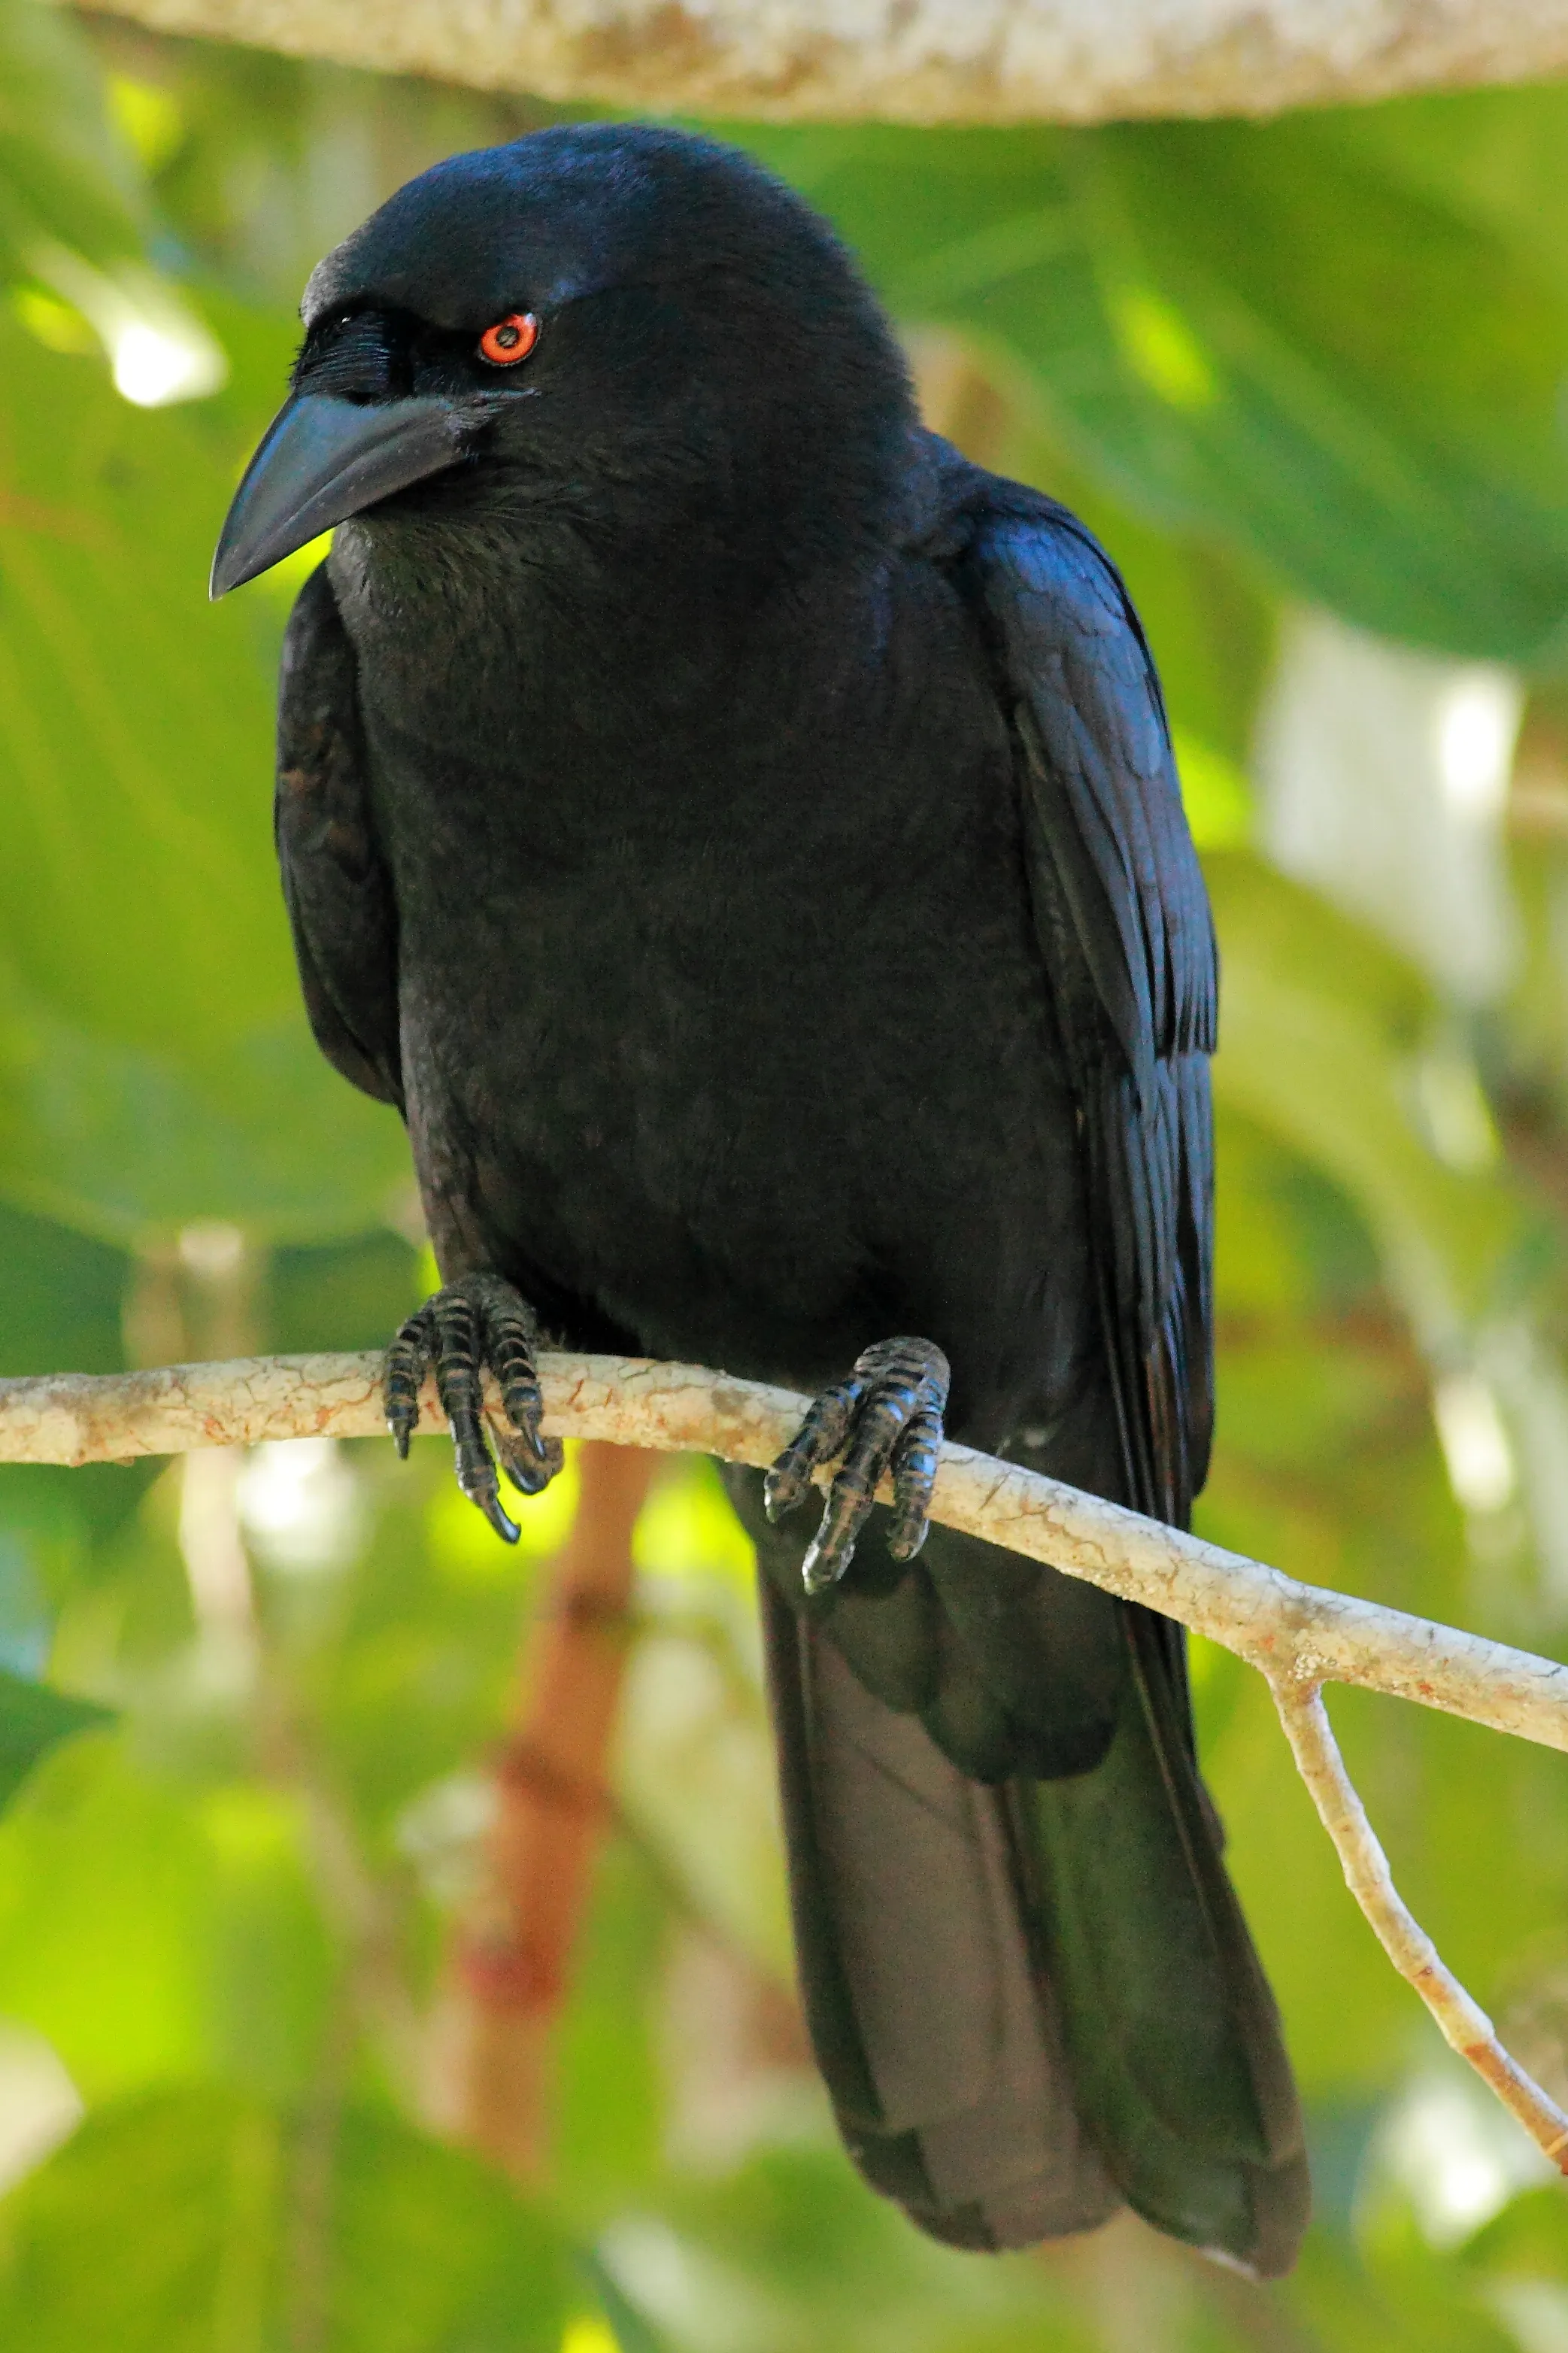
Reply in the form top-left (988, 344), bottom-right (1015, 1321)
top-left (765, 1336), bottom-right (949, 1595)
top-left (384, 1270), bottom-right (563, 1543)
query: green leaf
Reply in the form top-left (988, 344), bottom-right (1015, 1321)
top-left (0, 1197), bottom-right (127, 1377)
top-left (1462, 2184), bottom-right (1568, 2279)
top-left (0, 1733), bottom-right (232, 2097)
top-left (547, 1843), bottom-right (664, 2225)
top-left (734, 108), bottom-right (1568, 660)
top-left (1281, 2227), bottom-right (1519, 2353)
top-left (1072, 117), bottom-right (1568, 661)
top-left (0, 2085), bottom-right (575, 2351)
top-left (650, 2141), bottom-right (1102, 2353)
top-left (1324, 81), bottom-right (1568, 303)
top-left (0, 0), bottom-right (144, 278)
top-left (1207, 853), bottom-right (1531, 1350)
top-left (0, 981), bottom-right (409, 1243)
top-left (0, 308), bottom-right (288, 1051)
top-left (0, 1728), bottom-right (344, 2103)
top-left (267, 1230), bottom-right (423, 1356)
top-left (0, 302), bottom-right (408, 1239)
top-left (0, 1665), bottom-right (108, 1811)
top-left (578, 2249), bottom-right (669, 2353)
top-left (0, 1201), bottom-right (152, 1588)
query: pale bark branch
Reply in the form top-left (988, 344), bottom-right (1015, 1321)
top-left (9, 1344), bottom-right (1568, 2160)
top-left (5, 1347), bottom-right (1568, 1748)
top-left (72, 0), bottom-right (1568, 126)
top-left (1270, 1679), bottom-right (1568, 2169)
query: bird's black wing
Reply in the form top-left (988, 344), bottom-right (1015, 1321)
top-left (275, 563), bottom-right (403, 1113)
top-left (953, 454), bottom-right (1307, 2270)
top-left (748, 451), bottom-right (1306, 2276)
top-left (956, 460), bottom-right (1215, 1536)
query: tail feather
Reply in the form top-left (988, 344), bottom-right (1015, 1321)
top-left (742, 1472), bottom-right (1309, 2277)
top-left (762, 1580), bottom-right (1120, 2248)
top-left (1027, 1609), bottom-right (1308, 2270)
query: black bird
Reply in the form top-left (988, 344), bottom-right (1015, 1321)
top-left (213, 124), bottom-right (1308, 2273)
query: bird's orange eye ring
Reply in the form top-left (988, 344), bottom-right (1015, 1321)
top-left (478, 312), bottom-right (539, 366)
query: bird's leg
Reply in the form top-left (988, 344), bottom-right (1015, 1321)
top-left (384, 1269), bottom-right (563, 1543)
top-left (765, 1337), bottom-right (949, 1595)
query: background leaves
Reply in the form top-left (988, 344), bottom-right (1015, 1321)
top-left (734, 110), bottom-right (1568, 658)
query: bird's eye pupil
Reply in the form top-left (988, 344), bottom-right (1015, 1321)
top-left (478, 312), bottom-right (539, 366)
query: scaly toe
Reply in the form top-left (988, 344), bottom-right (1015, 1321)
top-left (777, 1337), bottom-right (950, 1595)
top-left (384, 1271), bottom-right (558, 1537)
top-left (384, 1304), bottom-right (437, 1458)
top-left (886, 1407), bottom-right (944, 1561)
top-left (766, 1374), bottom-right (864, 1524)
top-left (469, 1477), bottom-right (520, 1544)
top-left (763, 1458), bottom-right (812, 1523)
top-left (496, 1426), bottom-right (564, 1497)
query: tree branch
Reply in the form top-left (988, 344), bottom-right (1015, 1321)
top-left (74, 0), bottom-right (1568, 125)
top-left (6, 1347), bottom-right (1568, 1750)
top-left (9, 1345), bottom-right (1568, 2163)
top-left (1270, 1678), bottom-right (1568, 2169)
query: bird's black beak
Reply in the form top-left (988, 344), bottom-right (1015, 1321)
top-left (211, 391), bottom-right (477, 598)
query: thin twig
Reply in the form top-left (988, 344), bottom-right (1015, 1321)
top-left (1269, 1677), bottom-right (1568, 2170)
top-left (5, 1348), bottom-right (1568, 1753)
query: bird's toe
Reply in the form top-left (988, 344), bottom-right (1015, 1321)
top-left (381, 1269), bottom-right (558, 1538)
top-left (769, 1335), bottom-right (950, 1594)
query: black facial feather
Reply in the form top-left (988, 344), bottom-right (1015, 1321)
top-left (291, 308), bottom-right (407, 402)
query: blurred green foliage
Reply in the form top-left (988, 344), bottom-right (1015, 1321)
top-left (4, 0), bottom-right (1568, 2344)
top-left (738, 116), bottom-right (1568, 658)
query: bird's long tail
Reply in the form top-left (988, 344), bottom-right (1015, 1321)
top-left (757, 1532), bottom-right (1309, 2275)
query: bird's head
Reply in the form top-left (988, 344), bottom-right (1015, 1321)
top-left (211, 124), bottom-right (914, 602)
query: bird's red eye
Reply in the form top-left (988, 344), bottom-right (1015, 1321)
top-left (478, 312), bottom-right (538, 366)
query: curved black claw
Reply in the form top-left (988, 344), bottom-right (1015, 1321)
top-left (384, 1270), bottom-right (563, 1543)
top-left (765, 1336), bottom-right (950, 1595)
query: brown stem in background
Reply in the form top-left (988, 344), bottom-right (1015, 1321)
top-left (446, 1441), bottom-right (658, 2182)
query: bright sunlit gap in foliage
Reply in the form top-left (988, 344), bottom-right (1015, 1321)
top-left (0, 2024), bottom-right (82, 2197)
top-left (1434, 669), bottom-right (1524, 824)
top-left (1433, 1372), bottom-right (1517, 1515)
top-left (109, 318), bottom-right (215, 407)
top-left (107, 74), bottom-right (185, 175)
top-left (559, 2320), bottom-right (618, 2353)
top-left (236, 1438), bottom-right (365, 1574)
top-left (24, 243), bottom-right (226, 408)
top-left (1488, 2278), bottom-right (1568, 2353)
top-left (1375, 2072), bottom-right (1551, 2245)
top-left (1105, 282), bottom-right (1219, 411)
top-left (1259, 613), bottom-right (1522, 1007)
